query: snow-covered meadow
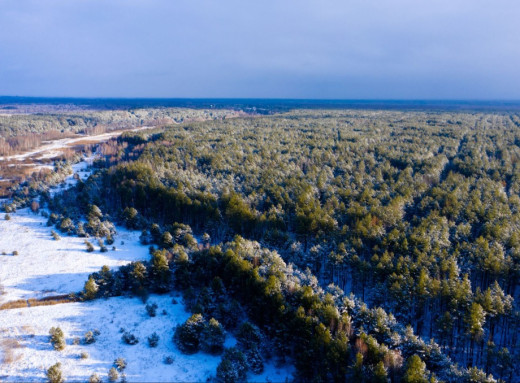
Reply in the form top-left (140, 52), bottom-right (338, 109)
top-left (0, 207), bottom-right (146, 302)
top-left (0, 158), bottom-right (293, 381)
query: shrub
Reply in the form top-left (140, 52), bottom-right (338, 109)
top-left (84, 331), bottom-right (96, 344)
top-left (108, 367), bottom-right (119, 382)
top-left (59, 218), bottom-right (75, 234)
top-left (80, 351), bottom-right (89, 359)
top-left (173, 314), bottom-right (206, 354)
top-left (114, 357), bottom-right (127, 371)
top-left (77, 223), bottom-right (87, 237)
top-left (216, 348), bottom-right (248, 383)
top-left (73, 337), bottom-right (80, 345)
top-left (146, 302), bottom-right (158, 317)
top-left (49, 327), bottom-right (66, 351)
top-left (245, 346), bottom-right (264, 374)
top-left (236, 322), bottom-right (262, 350)
top-left (89, 373), bottom-right (101, 383)
top-left (122, 332), bottom-right (139, 345)
top-left (200, 318), bottom-right (225, 354)
top-left (164, 355), bottom-right (174, 364)
top-left (46, 362), bottom-right (64, 383)
top-left (85, 241), bottom-right (94, 252)
top-left (148, 332), bottom-right (160, 348)
top-left (98, 239), bottom-right (108, 253)
top-left (51, 230), bottom-right (61, 241)
top-left (4, 214), bottom-right (10, 220)
top-left (106, 234), bottom-right (114, 245)
top-left (12, 250), bottom-right (18, 256)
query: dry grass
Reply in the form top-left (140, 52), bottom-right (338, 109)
top-left (1, 338), bottom-right (22, 364)
top-left (0, 294), bottom-right (80, 311)
top-left (0, 299), bottom-right (28, 310)
top-left (21, 326), bottom-right (35, 337)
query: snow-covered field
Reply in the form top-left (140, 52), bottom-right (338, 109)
top-left (0, 207), bottom-right (145, 302)
top-left (0, 294), bottom-right (292, 382)
top-left (0, 159), bottom-right (294, 381)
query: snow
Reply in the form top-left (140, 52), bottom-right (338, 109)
top-left (0, 158), bottom-right (294, 381)
top-left (0, 126), bottom-right (154, 163)
top-left (0, 207), bottom-right (146, 301)
top-left (0, 295), bottom-right (293, 382)
top-left (0, 295), bottom-right (215, 382)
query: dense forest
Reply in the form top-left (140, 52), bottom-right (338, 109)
top-left (8, 108), bottom-right (520, 382)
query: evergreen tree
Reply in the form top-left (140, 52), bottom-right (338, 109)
top-left (46, 362), bottom-right (64, 383)
top-left (402, 354), bottom-right (429, 383)
top-left (200, 317), bottom-right (225, 354)
top-left (83, 276), bottom-right (98, 300)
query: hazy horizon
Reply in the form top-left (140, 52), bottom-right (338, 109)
top-left (1, 0), bottom-right (520, 99)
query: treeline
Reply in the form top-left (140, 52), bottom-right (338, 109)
top-left (0, 107), bottom-right (241, 156)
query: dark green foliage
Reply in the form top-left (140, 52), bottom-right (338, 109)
top-left (216, 348), bottom-right (248, 383)
top-left (83, 276), bottom-right (98, 300)
top-left (148, 332), bottom-right (160, 347)
top-left (114, 357), bottom-right (127, 371)
top-left (173, 313), bottom-right (206, 354)
top-left (200, 318), bottom-right (225, 354)
top-left (59, 217), bottom-right (75, 234)
top-left (121, 332), bottom-right (138, 345)
top-left (85, 240), bottom-right (94, 252)
top-left (46, 362), bottom-right (64, 383)
top-left (49, 327), bottom-right (66, 351)
top-left (122, 207), bottom-right (139, 229)
top-left (402, 355), bottom-right (429, 383)
top-left (150, 250), bottom-right (170, 292)
top-left (83, 331), bottom-right (96, 344)
top-left (106, 234), bottom-right (114, 245)
top-left (108, 367), bottom-right (118, 382)
top-left (236, 322), bottom-right (262, 350)
top-left (146, 302), bottom-right (158, 317)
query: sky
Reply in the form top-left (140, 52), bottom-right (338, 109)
top-left (0, 0), bottom-right (519, 99)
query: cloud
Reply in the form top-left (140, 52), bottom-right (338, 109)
top-left (0, 0), bottom-right (519, 98)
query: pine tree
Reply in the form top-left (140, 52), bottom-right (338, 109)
top-left (174, 314), bottom-right (206, 354)
top-left (49, 327), bottom-right (66, 351)
top-left (151, 250), bottom-right (170, 291)
top-left (402, 354), bottom-right (428, 383)
top-left (201, 318), bottom-right (225, 354)
top-left (108, 367), bottom-right (118, 382)
top-left (373, 361), bottom-right (388, 383)
top-left (216, 347), bottom-right (248, 383)
top-left (83, 276), bottom-right (98, 300)
top-left (46, 362), bottom-right (64, 383)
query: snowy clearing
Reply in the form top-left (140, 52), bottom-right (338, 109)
top-left (0, 206), bottom-right (146, 302)
top-left (0, 295), bottom-right (292, 382)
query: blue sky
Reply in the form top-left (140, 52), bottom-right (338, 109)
top-left (1, 0), bottom-right (519, 99)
